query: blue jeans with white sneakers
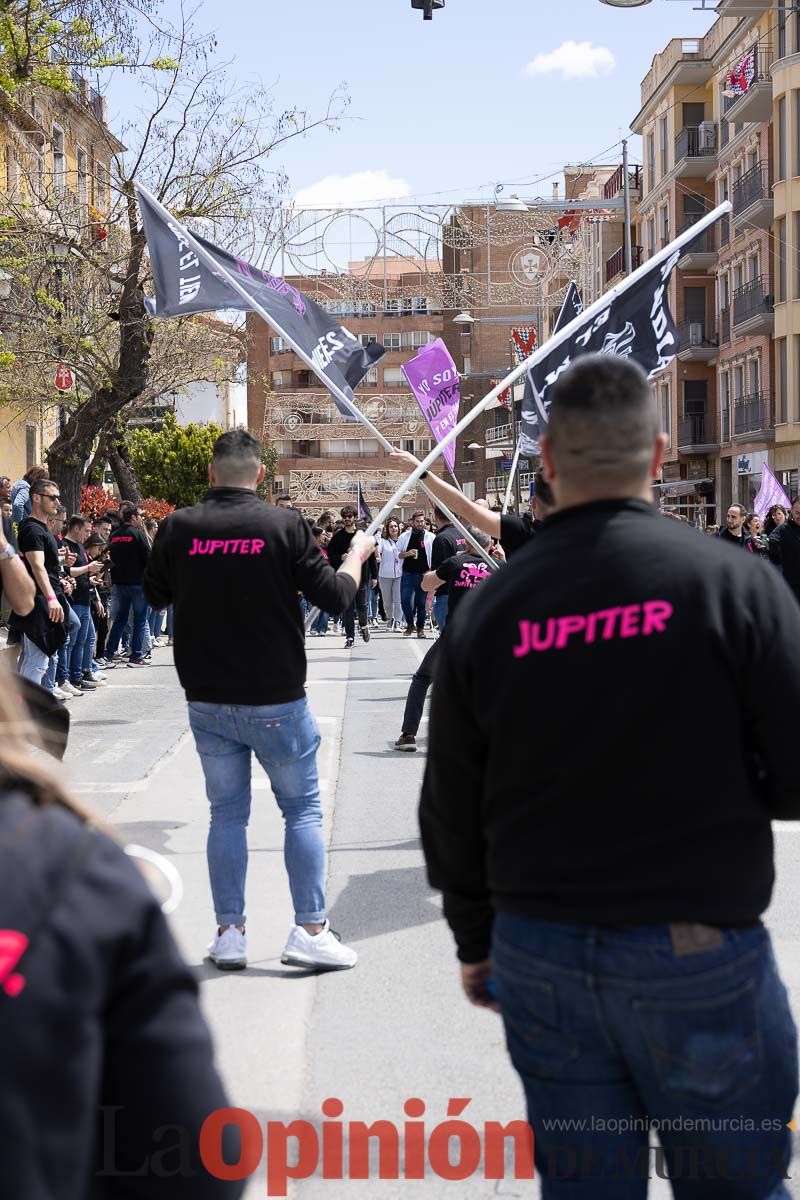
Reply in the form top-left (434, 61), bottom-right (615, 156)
top-left (188, 697), bottom-right (325, 928)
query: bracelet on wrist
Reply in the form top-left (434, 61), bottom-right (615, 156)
top-left (46, 594), bottom-right (56, 602)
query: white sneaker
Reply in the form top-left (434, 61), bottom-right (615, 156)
top-left (51, 686), bottom-right (69, 700)
top-left (61, 681), bottom-right (84, 697)
top-left (281, 920), bottom-right (357, 971)
top-left (207, 927), bottom-right (247, 971)
top-left (86, 673), bottom-right (107, 685)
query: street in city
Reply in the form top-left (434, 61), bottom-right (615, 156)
top-left (60, 634), bottom-right (800, 1198)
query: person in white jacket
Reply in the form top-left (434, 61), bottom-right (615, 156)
top-left (396, 511), bottom-right (435, 638)
top-left (378, 518), bottom-right (404, 629)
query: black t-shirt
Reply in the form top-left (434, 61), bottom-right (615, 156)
top-left (434, 552), bottom-right (493, 625)
top-left (18, 517), bottom-right (62, 594)
top-left (64, 538), bottom-right (91, 605)
top-left (402, 528), bottom-right (429, 574)
top-left (431, 524), bottom-right (467, 595)
top-left (499, 512), bottom-right (542, 558)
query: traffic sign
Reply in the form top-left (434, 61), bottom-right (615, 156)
top-left (54, 363), bottom-right (75, 392)
top-left (500, 458), bottom-right (513, 471)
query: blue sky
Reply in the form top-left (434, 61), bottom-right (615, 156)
top-left (112, 0), bottom-right (718, 207)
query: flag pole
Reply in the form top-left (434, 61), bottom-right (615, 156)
top-left (134, 184), bottom-right (494, 571)
top-left (367, 200), bottom-right (732, 536)
top-left (502, 444), bottom-right (522, 514)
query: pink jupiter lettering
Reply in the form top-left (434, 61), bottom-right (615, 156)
top-left (513, 600), bottom-right (673, 658)
top-left (188, 538), bottom-right (266, 556)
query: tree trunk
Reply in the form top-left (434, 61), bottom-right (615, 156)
top-left (83, 437), bottom-right (107, 488)
top-left (107, 436), bottom-right (141, 502)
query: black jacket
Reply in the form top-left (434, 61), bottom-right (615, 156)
top-left (0, 788), bottom-right (239, 1199)
top-left (717, 527), bottom-right (752, 551)
top-left (326, 526), bottom-right (377, 587)
top-left (143, 487), bottom-right (357, 705)
top-left (769, 518), bottom-right (800, 599)
top-left (431, 524), bottom-right (466, 595)
top-left (108, 522), bottom-right (150, 585)
top-left (420, 499), bottom-right (800, 963)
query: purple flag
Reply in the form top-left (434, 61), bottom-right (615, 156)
top-left (753, 463), bottom-right (791, 519)
top-left (402, 339), bottom-right (460, 475)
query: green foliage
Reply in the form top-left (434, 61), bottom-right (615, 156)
top-left (127, 412), bottom-right (276, 508)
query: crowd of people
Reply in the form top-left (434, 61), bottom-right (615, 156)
top-left (0, 469), bottom-right (170, 704)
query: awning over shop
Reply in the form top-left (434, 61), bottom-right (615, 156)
top-left (653, 479), bottom-right (713, 497)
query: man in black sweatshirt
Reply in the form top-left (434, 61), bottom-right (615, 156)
top-left (144, 430), bottom-right (374, 973)
top-left (420, 355), bottom-right (800, 1195)
top-left (769, 494), bottom-right (800, 604)
top-left (104, 501), bottom-right (152, 666)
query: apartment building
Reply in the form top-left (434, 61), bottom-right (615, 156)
top-left (247, 257), bottom-right (447, 517)
top-left (634, 1), bottom-right (800, 522)
top-left (0, 78), bottom-right (123, 479)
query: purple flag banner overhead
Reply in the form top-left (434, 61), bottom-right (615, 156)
top-left (753, 464), bottom-right (791, 519)
top-left (402, 339), bottom-right (460, 475)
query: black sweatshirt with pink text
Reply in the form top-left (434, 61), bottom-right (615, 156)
top-left (143, 487), bottom-right (357, 704)
top-left (420, 498), bottom-right (800, 963)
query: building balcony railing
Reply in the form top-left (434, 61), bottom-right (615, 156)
top-left (677, 219), bottom-right (718, 269)
top-left (732, 274), bottom-right (774, 330)
top-left (732, 162), bottom-right (770, 218)
top-left (723, 44), bottom-right (773, 124)
top-left (677, 320), bottom-right (718, 359)
top-left (675, 124), bottom-right (718, 165)
top-left (486, 476), bottom-right (508, 494)
top-left (720, 308), bottom-right (731, 344)
top-left (605, 244), bottom-right (644, 284)
top-left (678, 411), bottom-right (719, 450)
top-left (602, 164), bottom-right (642, 201)
top-left (733, 391), bottom-right (772, 435)
top-left (486, 420), bottom-right (521, 445)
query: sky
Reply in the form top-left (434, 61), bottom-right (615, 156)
top-left (109, 0), bottom-right (719, 208)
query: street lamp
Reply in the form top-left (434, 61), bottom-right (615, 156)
top-left (411, 0), bottom-right (444, 17)
top-left (599, 0), bottom-right (652, 6)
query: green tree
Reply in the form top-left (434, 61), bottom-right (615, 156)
top-left (127, 412), bottom-right (275, 507)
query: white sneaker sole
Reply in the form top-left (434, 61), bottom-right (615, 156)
top-left (280, 952), bottom-right (356, 971)
top-left (208, 953), bottom-right (247, 971)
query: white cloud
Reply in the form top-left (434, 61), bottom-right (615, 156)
top-left (293, 170), bottom-right (412, 208)
top-left (524, 40), bottom-right (616, 80)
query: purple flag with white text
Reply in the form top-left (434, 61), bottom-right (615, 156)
top-left (402, 339), bottom-right (460, 476)
top-left (753, 464), bottom-right (791, 519)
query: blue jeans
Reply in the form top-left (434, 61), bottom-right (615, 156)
top-left (188, 697), bottom-right (325, 927)
top-left (18, 635), bottom-right (51, 688)
top-left (492, 914), bottom-right (797, 1199)
top-left (67, 604), bottom-right (92, 684)
top-left (105, 583), bottom-right (148, 661)
top-left (433, 593), bottom-right (449, 633)
top-left (47, 605), bottom-right (81, 687)
top-left (311, 609), bottom-right (329, 634)
top-left (401, 572), bottom-right (426, 630)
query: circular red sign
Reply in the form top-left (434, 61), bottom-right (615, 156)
top-left (54, 364), bottom-right (75, 392)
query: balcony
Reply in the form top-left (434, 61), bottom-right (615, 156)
top-left (485, 420), bottom-right (521, 446)
top-left (720, 308), bottom-right (731, 345)
top-left (605, 244), bottom-right (644, 285)
top-left (639, 39), bottom-right (713, 115)
top-left (732, 274), bottom-right (774, 335)
top-left (603, 164), bottom-right (642, 202)
top-left (732, 162), bottom-right (772, 231)
top-left (677, 321), bottom-right (718, 362)
top-left (674, 124), bottom-right (718, 177)
top-left (486, 476), bottom-right (508, 494)
top-left (733, 391), bottom-right (772, 437)
top-left (723, 44), bottom-right (773, 124)
top-left (678, 410), bottom-right (720, 453)
top-left (677, 220), bottom-right (718, 270)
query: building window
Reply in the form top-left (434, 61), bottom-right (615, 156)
top-left (720, 372), bottom-right (730, 441)
top-left (357, 367), bottom-right (378, 386)
top-left (659, 204), bottom-right (669, 247)
top-left (795, 91), bottom-right (800, 176)
top-left (76, 146), bottom-right (88, 206)
top-left (779, 0), bottom-right (787, 58)
top-left (270, 370), bottom-right (291, 387)
top-left (659, 117), bottom-right (669, 177)
top-left (384, 298), bottom-right (401, 316)
top-left (646, 132), bottom-right (655, 190)
top-left (51, 125), bottom-right (65, 190)
top-left (94, 161), bottom-right (108, 210)
top-left (383, 333), bottom-right (401, 351)
top-left (383, 367), bottom-right (406, 388)
top-left (795, 212), bottom-right (800, 299)
top-left (412, 296), bottom-right (428, 314)
top-left (779, 337), bottom-right (788, 422)
top-left (778, 96), bottom-right (787, 182)
top-left (270, 336), bottom-right (286, 353)
top-left (463, 482), bottom-right (475, 501)
top-left (778, 218), bottom-right (787, 302)
top-left (359, 333), bottom-right (377, 348)
top-left (661, 382), bottom-right (671, 446)
top-left (647, 216), bottom-right (655, 259)
top-left (749, 356), bottom-right (760, 396)
top-left (25, 425), bottom-right (36, 470)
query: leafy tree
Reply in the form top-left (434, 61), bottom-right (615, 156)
top-left (0, 1), bottom-right (348, 511)
top-left (127, 411), bottom-right (276, 508)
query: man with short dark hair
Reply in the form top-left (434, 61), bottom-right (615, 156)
top-left (63, 514), bottom-right (105, 693)
top-left (421, 354), bottom-right (800, 1195)
top-left (718, 503), bottom-right (752, 549)
top-left (104, 501), bottom-right (151, 667)
top-left (144, 428), bottom-right (374, 972)
top-left (429, 506), bottom-right (466, 634)
top-left (769, 495), bottom-right (800, 606)
top-left (326, 505), bottom-right (374, 648)
top-left (396, 510), bottom-right (434, 637)
top-left (14, 479), bottom-right (66, 687)
top-left (276, 494), bottom-right (293, 509)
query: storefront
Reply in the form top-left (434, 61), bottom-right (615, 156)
top-left (653, 478), bottom-right (716, 527)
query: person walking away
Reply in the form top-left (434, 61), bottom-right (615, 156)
top-left (326, 505), bottom-right (374, 648)
top-left (420, 355), bottom-right (800, 1197)
top-left (769, 494), bottom-right (800, 606)
top-left (104, 502), bottom-right (151, 667)
top-left (396, 511), bottom-right (434, 637)
top-left (144, 430), bottom-right (374, 971)
top-left (378, 517), bottom-right (404, 630)
top-left (394, 527), bottom-right (498, 752)
top-left (429, 506), bottom-right (466, 634)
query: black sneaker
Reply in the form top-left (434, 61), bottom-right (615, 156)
top-left (78, 678), bottom-right (99, 690)
top-left (360, 624), bottom-right (370, 643)
top-left (344, 638), bottom-right (355, 649)
top-left (395, 734), bottom-right (417, 752)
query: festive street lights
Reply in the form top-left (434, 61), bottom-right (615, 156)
top-left (411, 0), bottom-right (445, 18)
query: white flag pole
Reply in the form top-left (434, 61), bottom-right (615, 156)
top-left (368, 200), bottom-right (732, 536)
top-left (502, 444), bottom-right (523, 514)
top-left (134, 184), bottom-right (494, 571)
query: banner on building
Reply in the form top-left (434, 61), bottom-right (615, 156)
top-left (135, 184), bottom-right (384, 419)
top-left (753, 463), bottom-right (791, 519)
top-left (553, 281), bottom-right (584, 334)
top-left (518, 219), bottom-right (722, 456)
top-left (356, 480), bottom-right (372, 523)
top-left (511, 327), bottom-right (537, 365)
top-left (401, 338), bottom-right (460, 475)
top-left (725, 48), bottom-right (756, 97)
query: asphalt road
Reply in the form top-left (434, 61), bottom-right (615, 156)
top-left (61, 631), bottom-right (800, 1199)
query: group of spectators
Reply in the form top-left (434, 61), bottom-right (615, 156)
top-left (0, 466), bottom-right (169, 705)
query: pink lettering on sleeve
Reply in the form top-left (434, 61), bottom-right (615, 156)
top-left (554, 614), bottom-right (587, 649)
top-left (250, 539), bottom-right (265, 554)
top-left (619, 605), bottom-right (641, 638)
top-left (641, 599), bottom-right (673, 635)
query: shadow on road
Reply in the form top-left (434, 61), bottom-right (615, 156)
top-left (328, 865), bottom-right (440, 942)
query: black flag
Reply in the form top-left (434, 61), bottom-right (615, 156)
top-left (519, 226), bottom-right (714, 455)
top-left (553, 280), bottom-right (583, 334)
top-left (136, 185), bottom-right (383, 419)
top-left (356, 481), bottom-right (372, 523)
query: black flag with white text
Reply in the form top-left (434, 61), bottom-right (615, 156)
top-left (136, 185), bottom-right (383, 420)
top-left (553, 280), bottom-right (583, 334)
